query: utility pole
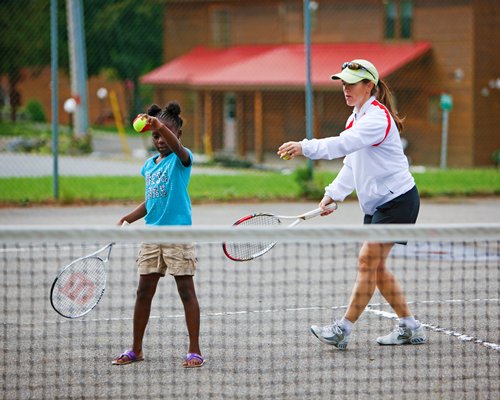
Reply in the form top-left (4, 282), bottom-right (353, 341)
top-left (66, 0), bottom-right (89, 137)
top-left (303, 0), bottom-right (315, 179)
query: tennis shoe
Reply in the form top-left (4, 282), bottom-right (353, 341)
top-left (376, 322), bottom-right (427, 345)
top-left (309, 321), bottom-right (350, 349)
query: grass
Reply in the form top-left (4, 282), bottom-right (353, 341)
top-left (1, 121), bottom-right (498, 205)
top-left (0, 168), bottom-right (498, 206)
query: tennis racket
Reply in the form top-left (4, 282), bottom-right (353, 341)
top-left (50, 242), bottom-right (115, 318)
top-left (222, 202), bottom-right (337, 262)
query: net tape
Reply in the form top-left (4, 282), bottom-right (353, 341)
top-left (1, 223), bottom-right (499, 243)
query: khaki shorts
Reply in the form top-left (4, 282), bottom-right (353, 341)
top-left (137, 243), bottom-right (197, 277)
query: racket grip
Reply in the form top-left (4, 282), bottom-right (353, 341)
top-left (303, 202), bottom-right (338, 219)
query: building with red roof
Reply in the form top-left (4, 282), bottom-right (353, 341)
top-left (141, 0), bottom-right (500, 167)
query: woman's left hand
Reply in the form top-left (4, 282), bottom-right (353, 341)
top-left (319, 196), bottom-right (336, 216)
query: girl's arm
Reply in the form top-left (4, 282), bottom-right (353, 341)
top-left (146, 115), bottom-right (191, 165)
top-left (117, 201), bottom-right (147, 225)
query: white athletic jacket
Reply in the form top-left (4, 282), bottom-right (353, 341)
top-left (300, 96), bottom-right (415, 216)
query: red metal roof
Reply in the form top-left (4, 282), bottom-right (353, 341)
top-left (141, 42), bottom-right (431, 89)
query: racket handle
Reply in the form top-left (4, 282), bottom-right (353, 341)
top-left (302, 202), bottom-right (337, 220)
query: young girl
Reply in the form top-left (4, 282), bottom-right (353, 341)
top-left (278, 59), bottom-right (426, 349)
top-left (112, 101), bottom-right (205, 367)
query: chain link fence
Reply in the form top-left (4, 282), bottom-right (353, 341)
top-left (1, 0), bottom-right (499, 202)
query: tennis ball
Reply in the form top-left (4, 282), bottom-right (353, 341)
top-left (132, 115), bottom-right (150, 133)
top-left (281, 152), bottom-right (291, 160)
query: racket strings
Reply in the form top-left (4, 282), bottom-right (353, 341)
top-left (51, 256), bottom-right (106, 317)
top-left (224, 215), bottom-right (281, 261)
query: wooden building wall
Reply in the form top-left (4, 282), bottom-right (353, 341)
top-left (313, 1), bottom-right (383, 42)
top-left (472, 0), bottom-right (500, 165)
top-left (13, 67), bottom-right (127, 128)
top-left (157, 0), bottom-right (499, 166)
top-left (413, 0), bottom-right (475, 166)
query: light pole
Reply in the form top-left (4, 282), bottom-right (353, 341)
top-left (96, 87), bottom-right (108, 124)
top-left (63, 97), bottom-right (77, 129)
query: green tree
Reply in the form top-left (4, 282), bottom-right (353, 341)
top-left (0, 0), bottom-right (162, 123)
top-left (85, 0), bottom-right (164, 120)
top-left (0, 1), bottom-right (68, 122)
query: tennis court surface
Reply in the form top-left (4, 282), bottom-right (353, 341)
top-left (1, 224), bottom-right (499, 399)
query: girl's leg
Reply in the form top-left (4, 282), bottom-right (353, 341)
top-left (344, 242), bottom-right (394, 323)
top-left (132, 273), bottom-right (161, 354)
top-left (174, 275), bottom-right (202, 366)
top-left (112, 273), bottom-right (160, 364)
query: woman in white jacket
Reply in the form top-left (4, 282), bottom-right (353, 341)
top-left (278, 59), bottom-right (426, 350)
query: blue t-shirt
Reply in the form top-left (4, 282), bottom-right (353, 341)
top-left (141, 149), bottom-right (193, 226)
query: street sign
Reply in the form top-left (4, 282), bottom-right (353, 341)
top-left (440, 93), bottom-right (452, 169)
top-left (440, 93), bottom-right (453, 111)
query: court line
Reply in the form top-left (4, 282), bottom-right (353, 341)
top-left (5, 298), bottom-right (499, 352)
top-left (365, 306), bottom-right (500, 352)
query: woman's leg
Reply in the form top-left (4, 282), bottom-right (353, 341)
top-left (374, 251), bottom-right (427, 345)
top-left (375, 258), bottom-right (412, 318)
top-left (344, 242), bottom-right (394, 323)
top-left (310, 241), bottom-right (394, 349)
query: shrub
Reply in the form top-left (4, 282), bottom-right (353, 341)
top-left (24, 100), bottom-right (47, 122)
top-left (294, 166), bottom-right (324, 199)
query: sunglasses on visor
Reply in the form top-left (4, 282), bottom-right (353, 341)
top-left (342, 62), bottom-right (377, 81)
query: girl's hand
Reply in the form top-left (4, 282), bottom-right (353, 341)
top-left (319, 196), bottom-right (336, 216)
top-left (277, 141), bottom-right (303, 160)
top-left (144, 115), bottom-right (163, 131)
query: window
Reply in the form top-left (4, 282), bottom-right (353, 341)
top-left (401, 0), bottom-right (413, 39)
top-left (384, 0), bottom-right (413, 40)
top-left (385, 0), bottom-right (397, 39)
top-left (212, 9), bottom-right (231, 47)
top-left (224, 93), bottom-right (236, 119)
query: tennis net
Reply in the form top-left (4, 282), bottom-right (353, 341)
top-left (1, 224), bottom-right (499, 399)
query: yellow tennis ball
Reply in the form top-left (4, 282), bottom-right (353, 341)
top-left (280, 152), bottom-right (291, 160)
top-left (132, 115), bottom-right (150, 133)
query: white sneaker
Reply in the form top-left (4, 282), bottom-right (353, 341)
top-left (376, 322), bottom-right (427, 345)
top-left (309, 321), bottom-right (350, 350)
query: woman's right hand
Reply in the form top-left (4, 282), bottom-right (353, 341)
top-left (277, 141), bottom-right (303, 160)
